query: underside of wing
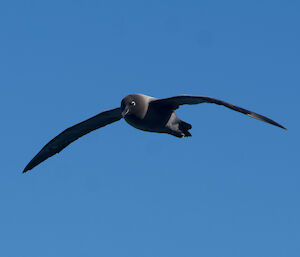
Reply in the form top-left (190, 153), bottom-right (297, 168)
top-left (151, 95), bottom-right (286, 130)
top-left (23, 107), bottom-right (122, 173)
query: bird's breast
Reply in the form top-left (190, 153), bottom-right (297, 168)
top-left (124, 107), bottom-right (174, 133)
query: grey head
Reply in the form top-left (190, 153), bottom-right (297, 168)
top-left (120, 94), bottom-right (155, 119)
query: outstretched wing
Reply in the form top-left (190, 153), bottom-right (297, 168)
top-left (151, 95), bottom-right (286, 130)
top-left (23, 107), bottom-right (122, 173)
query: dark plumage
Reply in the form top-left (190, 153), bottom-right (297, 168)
top-left (23, 94), bottom-right (286, 173)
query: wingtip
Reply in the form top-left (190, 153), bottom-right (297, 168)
top-left (275, 124), bottom-right (287, 130)
top-left (22, 166), bottom-right (30, 173)
top-left (278, 124), bottom-right (287, 130)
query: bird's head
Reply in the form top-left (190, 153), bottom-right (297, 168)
top-left (121, 95), bottom-right (138, 117)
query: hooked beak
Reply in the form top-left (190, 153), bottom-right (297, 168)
top-left (121, 105), bottom-right (130, 117)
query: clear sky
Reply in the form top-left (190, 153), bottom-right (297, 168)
top-left (1, 1), bottom-right (299, 256)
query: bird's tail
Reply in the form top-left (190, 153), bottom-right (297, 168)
top-left (179, 120), bottom-right (192, 137)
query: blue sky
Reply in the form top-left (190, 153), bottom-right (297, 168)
top-left (1, 0), bottom-right (299, 256)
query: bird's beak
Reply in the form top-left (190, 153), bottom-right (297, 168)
top-left (122, 106), bottom-right (130, 117)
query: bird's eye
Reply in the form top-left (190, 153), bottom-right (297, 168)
top-left (131, 101), bottom-right (136, 106)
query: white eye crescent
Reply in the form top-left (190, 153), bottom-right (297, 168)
top-left (131, 101), bottom-right (136, 106)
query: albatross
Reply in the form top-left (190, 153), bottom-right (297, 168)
top-left (23, 94), bottom-right (286, 173)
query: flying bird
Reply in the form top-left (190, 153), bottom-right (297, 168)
top-left (23, 94), bottom-right (286, 173)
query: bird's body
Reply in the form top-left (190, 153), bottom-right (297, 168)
top-left (23, 93), bottom-right (286, 173)
top-left (122, 94), bottom-right (190, 137)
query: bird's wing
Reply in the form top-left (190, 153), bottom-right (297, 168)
top-left (23, 107), bottom-right (122, 173)
top-left (151, 95), bottom-right (286, 129)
